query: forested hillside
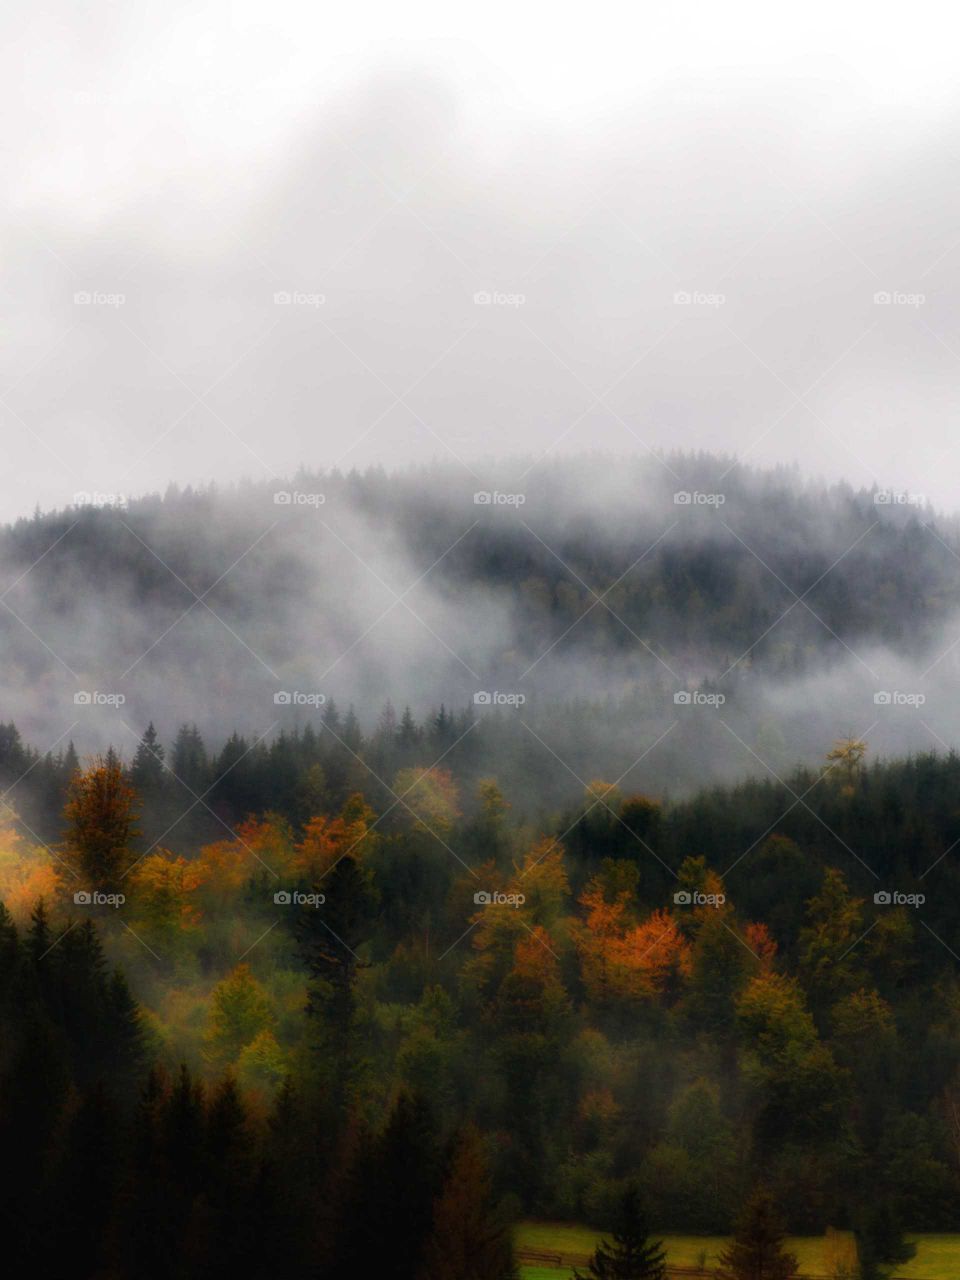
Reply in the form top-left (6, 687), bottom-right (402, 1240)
top-left (1, 726), bottom-right (958, 1275)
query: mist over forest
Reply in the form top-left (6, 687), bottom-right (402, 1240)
top-left (2, 452), bottom-right (959, 808)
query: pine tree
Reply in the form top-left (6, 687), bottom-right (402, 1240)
top-left (398, 705), bottom-right (421, 748)
top-left (171, 723), bottom-right (208, 790)
top-left (0, 900), bottom-right (18, 995)
top-left (62, 740), bottom-right (80, 781)
top-left (333, 1091), bottom-right (442, 1280)
top-left (854, 1201), bottom-right (916, 1280)
top-left (418, 1125), bottom-right (517, 1280)
top-left (104, 968), bottom-right (148, 1092)
top-left (715, 1188), bottom-right (798, 1280)
top-left (26, 896), bottom-right (52, 963)
top-left (43, 1082), bottom-right (122, 1278)
top-left (204, 1075), bottom-right (255, 1280)
top-left (298, 856), bottom-right (375, 1030)
top-left (574, 1183), bottom-right (666, 1280)
top-left (131, 722), bottom-right (167, 797)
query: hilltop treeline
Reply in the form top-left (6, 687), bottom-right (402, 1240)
top-left (2, 455), bottom-right (958, 760)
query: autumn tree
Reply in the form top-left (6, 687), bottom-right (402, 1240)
top-left (574, 876), bottom-right (690, 1012)
top-left (716, 1187), bottom-right (798, 1280)
top-left (63, 757), bottom-right (139, 891)
top-left (392, 766), bottom-right (461, 835)
top-left (824, 737), bottom-right (867, 795)
top-left (204, 964), bottom-right (276, 1068)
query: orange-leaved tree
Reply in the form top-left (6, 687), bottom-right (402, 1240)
top-left (63, 756), bottom-right (140, 892)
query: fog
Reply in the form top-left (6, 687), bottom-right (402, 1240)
top-left (4, 2), bottom-right (960, 520)
top-left (5, 3), bottom-right (960, 799)
top-left (0, 455), bottom-right (956, 812)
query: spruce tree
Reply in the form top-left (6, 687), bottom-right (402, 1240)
top-left (715, 1188), bottom-right (798, 1280)
top-left (854, 1201), bottom-right (916, 1280)
top-left (418, 1125), bottom-right (518, 1280)
top-left (574, 1182), bottom-right (666, 1280)
top-left (333, 1091), bottom-right (442, 1280)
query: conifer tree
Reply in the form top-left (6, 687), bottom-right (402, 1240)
top-left (853, 1201), bottom-right (916, 1280)
top-left (574, 1182), bottom-right (667, 1280)
top-left (715, 1188), bottom-right (798, 1280)
top-left (418, 1125), bottom-right (518, 1280)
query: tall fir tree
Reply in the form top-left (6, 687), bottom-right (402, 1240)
top-left (573, 1183), bottom-right (666, 1280)
top-left (418, 1125), bottom-right (517, 1280)
top-left (715, 1188), bottom-right (798, 1280)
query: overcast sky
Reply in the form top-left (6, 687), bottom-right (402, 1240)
top-left (4, 0), bottom-right (960, 520)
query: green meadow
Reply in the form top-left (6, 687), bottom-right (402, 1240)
top-left (516, 1223), bottom-right (960, 1278)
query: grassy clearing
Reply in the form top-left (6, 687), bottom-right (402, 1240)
top-left (516, 1223), bottom-right (960, 1278)
top-left (899, 1236), bottom-right (960, 1279)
